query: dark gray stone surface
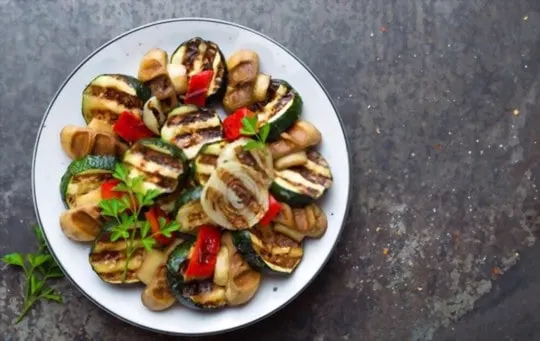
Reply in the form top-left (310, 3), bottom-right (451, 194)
top-left (1, 0), bottom-right (540, 340)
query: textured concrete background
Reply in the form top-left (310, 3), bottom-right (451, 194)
top-left (1, 0), bottom-right (540, 340)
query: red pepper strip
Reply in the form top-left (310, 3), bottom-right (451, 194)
top-left (113, 111), bottom-right (155, 142)
top-left (259, 194), bottom-right (281, 226)
top-left (100, 179), bottom-right (138, 210)
top-left (184, 70), bottom-right (214, 107)
top-left (184, 225), bottom-right (221, 281)
top-left (222, 107), bottom-right (255, 142)
top-left (145, 206), bottom-right (174, 246)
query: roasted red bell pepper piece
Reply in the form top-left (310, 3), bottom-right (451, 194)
top-left (101, 179), bottom-right (138, 210)
top-left (222, 107), bottom-right (254, 141)
top-left (184, 70), bottom-right (214, 107)
top-left (113, 111), bottom-right (155, 142)
top-left (259, 194), bottom-right (281, 226)
top-left (145, 206), bottom-right (174, 246)
top-left (184, 225), bottom-right (221, 281)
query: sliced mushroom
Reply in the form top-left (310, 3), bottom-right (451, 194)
top-left (141, 265), bottom-right (176, 311)
top-left (138, 48), bottom-right (177, 103)
top-left (274, 151), bottom-right (308, 170)
top-left (252, 73), bottom-right (271, 102)
top-left (137, 249), bottom-right (166, 285)
top-left (60, 125), bottom-right (127, 160)
top-left (268, 120), bottom-right (322, 159)
top-left (87, 118), bottom-right (115, 134)
top-left (213, 246), bottom-right (229, 287)
top-left (222, 232), bottom-right (261, 306)
top-left (142, 97), bottom-right (167, 135)
top-left (272, 202), bottom-right (328, 239)
top-left (167, 63), bottom-right (188, 95)
top-left (223, 50), bottom-right (260, 113)
top-left (59, 205), bottom-right (103, 242)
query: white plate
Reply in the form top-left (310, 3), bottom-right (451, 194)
top-left (32, 18), bottom-right (351, 336)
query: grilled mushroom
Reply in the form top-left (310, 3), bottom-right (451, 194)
top-left (268, 120), bottom-right (322, 159)
top-left (222, 232), bottom-right (261, 306)
top-left (223, 50), bottom-right (260, 113)
top-left (138, 48), bottom-right (178, 106)
top-left (60, 125), bottom-right (127, 160)
top-left (59, 205), bottom-right (103, 242)
top-left (274, 151), bottom-right (308, 170)
top-left (272, 202), bottom-right (328, 241)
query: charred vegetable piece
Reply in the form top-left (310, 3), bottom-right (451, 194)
top-left (231, 224), bottom-right (303, 274)
top-left (201, 161), bottom-right (269, 230)
top-left (170, 37), bottom-right (227, 104)
top-left (268, 120), bottom-right (322, 159)
top-left (192, 141), bottom-right (226, 185)
top-left (273, 202), bottom-right (328, 240)
top-left (60, 155), bottom-right (117, 209)
top-left (81, 74), bottom-right (150, 126)
top-left (248, 79), bottom-right (302, 141)
top-left (270, 149), bottom-right (333, 207)
top-left (274, 151), bottom-right (307, 170)
top-left (161, 105), bottom-right (223, 160)
top-left (216, 137), bottom-right (274, 187)
top-left (221, 232), bottom-right (261, 305)
top-left (60, 125), bottom-right (127, 160)
top-left (166, 241), bottom-right (227, 310)
top-left (122, 138), bottom-right (188, 195)
top-left (59, 204), bottom-right (103, 242)
top-left (142, 264), bottom-right (177, 311)
top-left (138, 48), bottom-right (177, 105)
top-left (142, 97), bottom-right (167, 135)
top-left (174, 186), bottom-right (213, 235)
top-left (222, 50), bottom-right (260, 113)
top-left (89, 223), bottom-right (145, 284)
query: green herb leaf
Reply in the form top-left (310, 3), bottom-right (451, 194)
top-left (45, 269), bottom-right (64, 279)
top-left (140, 189), bottom-right (161, 207)
top-left (31, 254), bottom-right (52, 269)
top-left (240, 116), bottom-right (258, 135)
top-left (33, 225), bottom-right (45, 247)
top-left (42, 289), bottom-right (63, 303)
top-left (243, 140), bottom-right (264, 151)
top-left (29, 273), bottom-right (43, 295)
top-left (128, 176), bottom-right (144, 193)
top-left (259, 123), bottom-right (270, 143)
top-left (141, 221), bottom-right (150, 238)
top-left (114, 182), bottom-right (130, 192)
top-left (141, 238), bottom-right (156, 251)
top-left (160, 220), bottom-right (181, 238)
top-left (113, 164), bottom-right (129, 182)
top-left (1, 253), bottom-right (25, 267)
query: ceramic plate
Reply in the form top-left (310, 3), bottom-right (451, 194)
top-left (32, 18), bottom-right (351, 336)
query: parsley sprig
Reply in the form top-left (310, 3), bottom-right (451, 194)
top-left (98, 164), bottom-right (181, 281)
top-left (1, 225), bottom-right (64, 324)
top-left (240, 115), bottom-right (271, 150)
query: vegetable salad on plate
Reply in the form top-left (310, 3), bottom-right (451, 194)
top-left (57, 36), bottom-right (333, 311)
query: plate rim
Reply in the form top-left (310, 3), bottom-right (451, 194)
top-left (31, 17), bottom-right (352, 336)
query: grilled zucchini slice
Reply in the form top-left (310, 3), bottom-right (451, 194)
top-left (161, 105), bottom-right (223, 160)
top-left (122, 138), bottom-right (188, 195)
top-left (231, 224), bottom-right (303, 274)
top-left (192, 141), bottom-right (226, 185)
top-left (170, 37), bottom-right (227, 104)
top-left (60, 155), bottom-right (117, 208)
top-left (248, 79), bottom-right (302, 141)
top-left (174, 186), bottom-right (213, 235)
top-left (89, 223), bottom-right (145, 284)
top-left (270, 149), bottom-right (332, 207)
top-left (166, 241), bottom-right (227, 310)
top-left (81, 74), bottom-right (151, 125)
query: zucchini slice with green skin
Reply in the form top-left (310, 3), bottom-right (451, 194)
top-left (174, 186), bottom-right (213, 235)
top-left (248, 79), bottom-right (303, 141)
top-left (270, 149), bottom-right (333, 207)
top-left (60, 155), bottom-right (117, 208)
top-left (89, 223), bottom-right (145, 284)
top-left (170, 37), bottom-right (228, 104)
top-left (166, 241), bottom-right (227, 310)
top-left (231, 225), bottom-right (303, 274)
top-left (192, 141), bottom-right (226, 186)
top-left (81, 74), bottom-right (151, 125)
top-left (216, 138), bottom-right (274, 187)
top-left (122, 138), bottom-right (188, 195)
top-left (161, 105), bottom-right (223, 160)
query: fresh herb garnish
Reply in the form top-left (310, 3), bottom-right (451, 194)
top-left (98, 164), bottom-right (181, 281)
top-left (1, 225), bottom-right (64, 324)
top-left (240, 115), bottom-right (271, 151)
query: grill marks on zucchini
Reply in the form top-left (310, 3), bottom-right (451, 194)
top-left (123, 139), bottom-right (187, 194)
top-left (193, 141), bottom-right (225, 185)
top-left (161, 105), bottom-right (223, 160)
top-left (271, 150), bottom-right (332, 207)
top-left (249, 79), bottom-right (302, 141)
top-left (89, 227), bottom-right (145, 284)
top-left (170, 37), bottom-right (227, 101)
top-left (81, 74), bottom-right (150, 125)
